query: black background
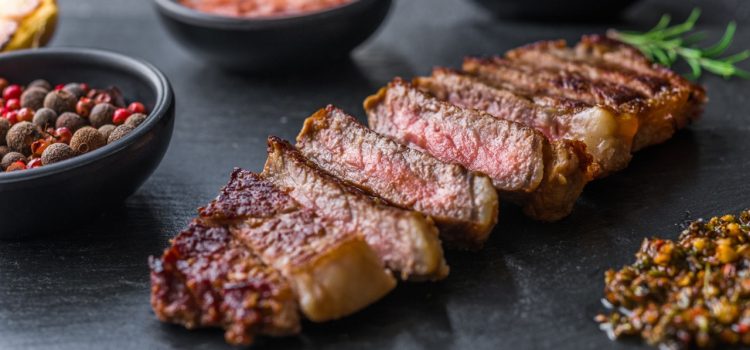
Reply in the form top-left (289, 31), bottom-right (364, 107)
top-left (2, 0), bottom-right (750, 349)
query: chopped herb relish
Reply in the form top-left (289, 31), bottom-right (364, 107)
top-left (597, 210), bottom-right (750, 349)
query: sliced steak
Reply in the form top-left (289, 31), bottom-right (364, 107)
top-left (364, 79), bottom-right (593, 221)
top-left (150, 220), bottom-right (300, 346)
top-left (200, 169), bottom-right (396, 322)
top-left (295, 105), bottom-right (499, 248)
top-left (414, 68), bottom-right (637, 175)
top-left (263, 136), bottom-right (449, 280)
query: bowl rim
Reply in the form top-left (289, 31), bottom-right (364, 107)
top-left (153, 0), bottom-right (381, 29)
top-left (0, 47), bottom-right (173, 184)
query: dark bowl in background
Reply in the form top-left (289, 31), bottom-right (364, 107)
top-left (470, 0), bottom-right (641, 21)
top-left (0, 48), bottom-right (174, 239)
top-left (154, 0), bottom-right (392, 71)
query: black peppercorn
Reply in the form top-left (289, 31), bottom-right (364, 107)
top-left (98, 124), bottom-right (115, 140)
top-left (6, 122), bottom-right (42, 156)
top-left (55, 112), bottom-right (87, 133)
top-left (89, 103), bottom-right (116, 128)
top-left (32, 108), bottom-right (57, 128)
top-left (63, 83), bottom-right (85, 99)
top-left (27, 79), bottom-right (51, 92)
top-left (108, 124), bottom-right (135, 144)
top-left (1, 151), bottom-right (25, 170)
top-left (43, 89), bottom-right (77, 114)
top-left (41, 143), bottom-right (75, 165)
top-left (20, 87), bottom-right (47, 110)
top-left (70, 127), bottom-right (105, 155)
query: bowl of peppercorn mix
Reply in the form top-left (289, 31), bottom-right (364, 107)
top-left (0, 47), bottom-right (174, 239)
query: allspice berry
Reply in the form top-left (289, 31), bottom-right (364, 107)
top-left (56, 112), bottom-right (86, 133)
top-left (1, 152), bottom-right (25, 170)
top-left (108, 124), bottom-right (135, 144)
top-left (43, 89), bottom-right (77, 114)
top-left (89, 103), bottom-right (116, 128)
top-left (125, 113), bottom-right (146, 127)
top-left (98, 124), bottom-right (116, 140)
top-left (32, 108), bottom-right (58, 128)
top-left (0, 145), bottom-right (9, 160)
top-left (6, 122), bottom-right (42, 156)
top-left (70, 127), bottom-right (105, 155)
top-left (41, 143), bottom-right (75, 165)
top-left (0, 117), bottom-right (9, 146)
top-left (63, 83), bottom-right (85, 99)
top-left (27, 79), bottom-right (51, 91)
top-left (20, 87), bottom-right (47, 110)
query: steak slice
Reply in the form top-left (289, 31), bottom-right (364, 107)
top-left (295, 105), bottom-right (499, 249)
top-left (470, 36), bottom-right (706, 151)
top-left (200, 169), bottom-right (396, 322)
top-left (149, 221), bottom-right (300, 345)
top-left (364, 79), bottom-right (593, 221)
top-left (263, 136), bottom-right (449, 280)
top-left (414, 68), bottom-right (638, 175)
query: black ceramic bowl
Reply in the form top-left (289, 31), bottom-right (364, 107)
top-left (470, 0), bottom-right (641, 21)
top-left (154, 0), bottom-right (392, 71)
top-left (0, 48), bottom-right (174, 239)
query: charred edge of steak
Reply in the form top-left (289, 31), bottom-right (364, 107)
top-left (414, 68), bottom-right (637, 176)
top-left (263, 136), bottom-right (449, 281)
top-left (296, 105), bottom-right (499, 249)
top-left (201, 168), bottom-right (396, 322)
top-left (149, 220), bottom-right (300, 346)
top-left (365, 79), bottom-right (593, 221)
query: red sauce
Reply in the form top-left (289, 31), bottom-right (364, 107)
top-left (179, 0), bottom-right (354, 18)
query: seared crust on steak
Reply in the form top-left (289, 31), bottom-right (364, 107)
top-left (414, 68), bottom-right (637, 176)
top-left (201, 169), bottom-right (396, 322)
top-left (149, 221), bottom-right (300, 345)
top-left (364, 79), bottom-right (593, 221)
top-left (296, 105), bottom-right (499, 249)
top-left (263, 136), bottom-right (449, 280)
top-left (468, 35), bottom-right (706, 151)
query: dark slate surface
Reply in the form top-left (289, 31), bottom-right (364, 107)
top-left (1, 0), bottom-right (749, 349)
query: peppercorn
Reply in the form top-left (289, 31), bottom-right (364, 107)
top-left (108, 124), bottom-right (135, 144)
top-left (26, 158), bottom-right (42, 169)
top-left (6, 122), bottom-right (42, 156)
top-left (55, 127), bottom-right (72, 144)
top-left (125, 113), bottom-right (146, 127)
top-left (32, 108), bottom-right (57, 128)
top-left (6, 161), bottom-right (26, 172)
top-left (0, 117), bottom-right (9, 146)
top-left (20, 87), bottom-right (47, 110)
top-left (1, 151), bottom-right (25, 170)
top-left (112, 108), bottom-right (131, 125)
top-left (55, 112), bottom-right (86, 133)
top-left (43, 89), bottom-right (77, 114)
top-left (69, 127), bottom-right (105, 155)
top-left (63, 83), bottom-right (85, 99)
top-left (76, 98), bottom-right (94, 118)
top-left (41, 143), bottom-right (75, 165)
top-left (128, 102), bottom-right (146, 114)
top-left (16, 108), bottom-right (33, 123)
top-left (98, 124), bottom-right (115, 140)
top-left (0, 78), bottom-right (8, 92)
top-left (3, 84), bottom-right (22, 101)
top-left (89, 103), bottom-right (115, 128)
top-left (0, 145), bottom-right (9, 159)
top-left (27, 79), bottom-right (51, 92)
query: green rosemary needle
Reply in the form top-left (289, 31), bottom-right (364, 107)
top-left (608, 8), bottom-right (750, 79)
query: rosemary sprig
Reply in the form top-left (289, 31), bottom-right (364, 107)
top-left (608, 8), bottom-right (750, 79)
